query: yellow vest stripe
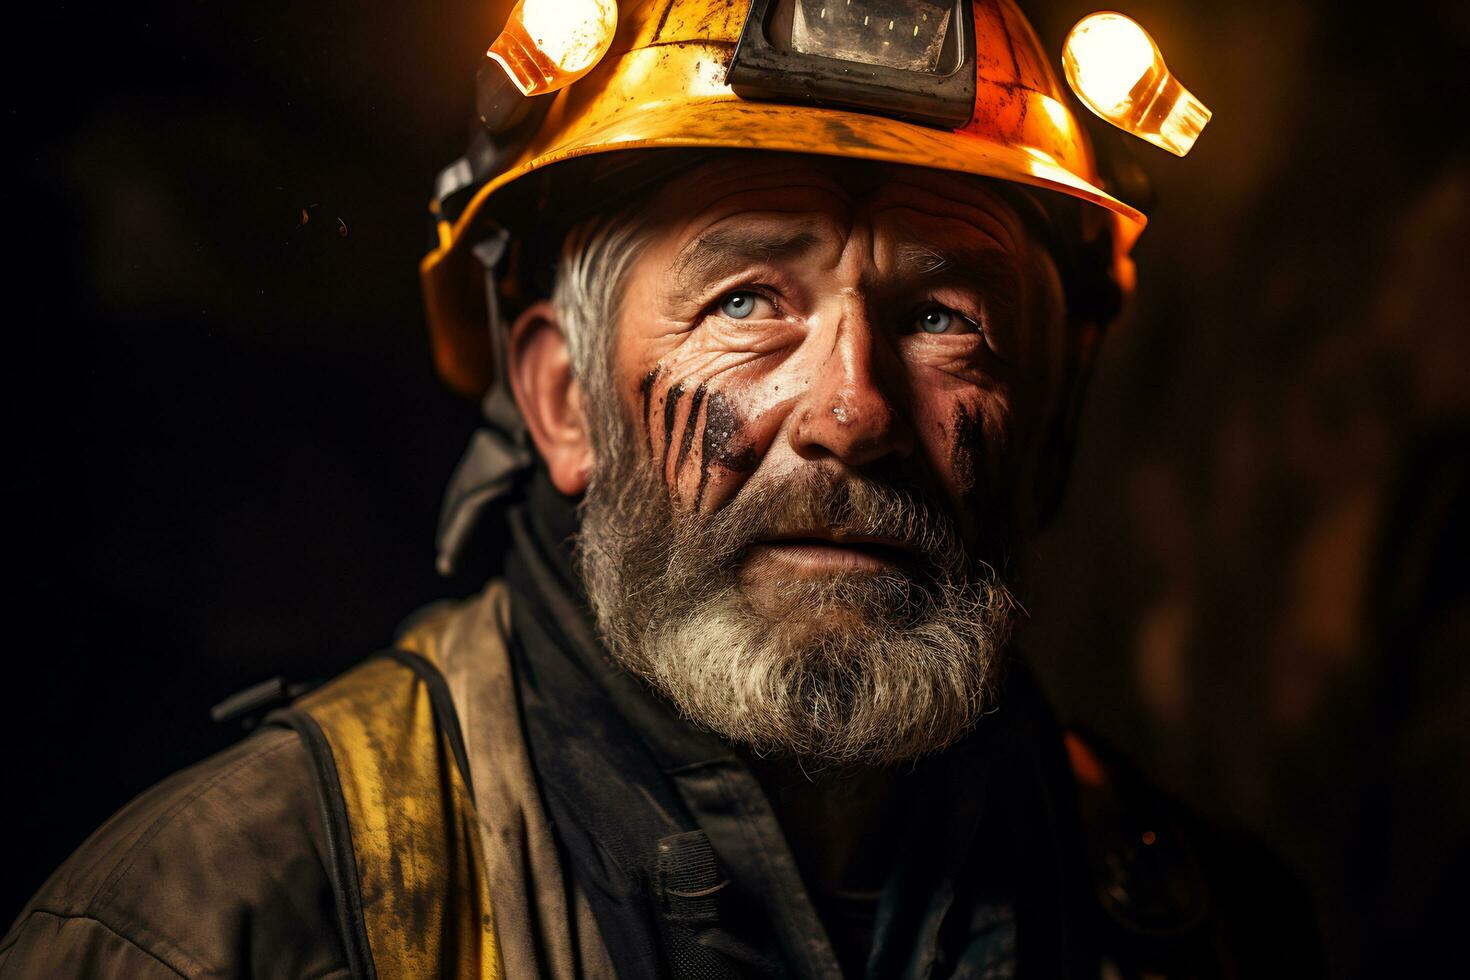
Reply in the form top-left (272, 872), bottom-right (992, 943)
top-left (281, 653), bottom-right (502, 978)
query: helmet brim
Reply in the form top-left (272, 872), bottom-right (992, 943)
top-left (444, 66), bottom-right (1144, 255)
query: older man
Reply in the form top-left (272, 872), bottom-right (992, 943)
top-left (1, 1), bottom-right (1318, 978)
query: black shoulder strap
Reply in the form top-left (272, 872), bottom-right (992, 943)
top-left (270, 707), bottom-right (378, 980)
top-left (376, 648), bottom-right (478, 806)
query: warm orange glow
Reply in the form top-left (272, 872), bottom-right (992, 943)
top-left (1063, 11), bottom-right (1210, 157)
top-left (488, 0), bottom-right (619, 97)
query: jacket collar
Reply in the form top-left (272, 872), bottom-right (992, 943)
top-left (500, 466), bottom-right (1097, 978)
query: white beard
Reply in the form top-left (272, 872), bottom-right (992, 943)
top-left (577, 452), bottom-right (1018, 767)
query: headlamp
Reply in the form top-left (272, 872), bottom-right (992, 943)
top-left (788, 0), bottom-right (954, 73)
top-left (729, 0), bottom-right (977, 130)
top-left (1062, 12), bottom-right (1210, 157)
top-left (476, 0), bottom-right (619, 134)
top-left (489, 0), bottom-right (619, 97)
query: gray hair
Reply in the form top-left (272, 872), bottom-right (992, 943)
top-left (548, 203), bottom-right (658, 463)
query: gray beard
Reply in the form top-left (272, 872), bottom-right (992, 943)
top-left (576, 412), bottom-right (1019, 767)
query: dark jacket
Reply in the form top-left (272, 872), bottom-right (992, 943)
top-left (0, 728), bottom-right (345, 979)
top-left (1, 489), bottom-right (1323, 979)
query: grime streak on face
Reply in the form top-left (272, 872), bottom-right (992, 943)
top-left (949, 402), bottom-right (984, 503)
top-left (674, 382), bottom-right (708, 478)
top-left (946, 395), bottom-right (1026, 569)
top-left (694, 389), bottom-right (758, 512)
top-left (639, 367), bottom-right (661, 459)
top-left (661, 382), bottom-right (687, 474)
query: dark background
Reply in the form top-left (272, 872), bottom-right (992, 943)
top-left (4, 1), bottom-right (1467, 976)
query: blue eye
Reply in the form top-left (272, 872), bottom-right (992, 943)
top-left (918, 308), bottom-right (954, 334)
top-left (720, 291), bottom-right (758, 319)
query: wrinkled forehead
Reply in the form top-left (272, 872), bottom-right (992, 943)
top-left (635, 152), bottom-right (1042, 268)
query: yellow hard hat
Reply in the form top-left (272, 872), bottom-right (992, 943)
top-left (421, 0), bottom-right (1146, 397)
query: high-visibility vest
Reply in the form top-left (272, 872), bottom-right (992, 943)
top-left (270, 649), bottom-right (502, 980)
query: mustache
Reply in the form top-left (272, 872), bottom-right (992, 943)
top-left (687, 467), bottom-right (971, 578)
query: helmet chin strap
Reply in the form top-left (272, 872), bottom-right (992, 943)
top-left (435, 226), bottom-right (534, 577)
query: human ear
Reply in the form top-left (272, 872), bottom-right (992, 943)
top-left (506, 300), bottom-right (593, 495)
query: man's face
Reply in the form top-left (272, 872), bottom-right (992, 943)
top-left (570, 154), bottom-right (1081, 765)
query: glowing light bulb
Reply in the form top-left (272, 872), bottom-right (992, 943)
top-left (1063, 12), bottom-right (1211, 157)
top-left (488, 0), bottom-right (619, 97)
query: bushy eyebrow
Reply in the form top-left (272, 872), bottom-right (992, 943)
top-left (669, 225), bottom-right (824, 292)
top-left (892, 239), bottom-right (1014, 284)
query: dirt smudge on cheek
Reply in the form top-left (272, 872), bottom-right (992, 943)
top-left (694, 390), bottom-right (758, 511)
top-left (674, 382), bottom-right (707, 478)
top-left (661, 382), bottom-right (686, 469)
top-left (950, 403), bottom-right (984, 501)
top-left (639, 367), bottom-right (660, 458)
top-left (950, 402), bottom-right (1015, 569)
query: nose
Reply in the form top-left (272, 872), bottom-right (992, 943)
top-left (788, 303), bottom-right (915, 468)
